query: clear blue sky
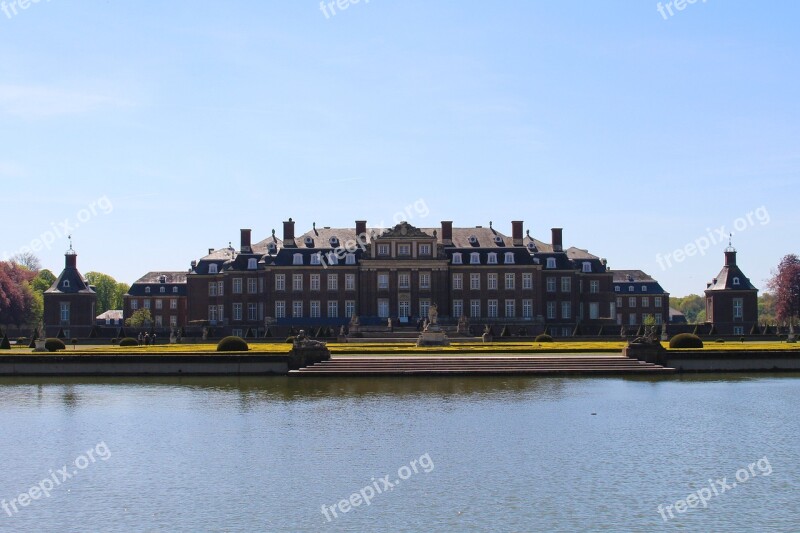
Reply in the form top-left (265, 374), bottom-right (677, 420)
top-left (1, 1), bottom-right (797, 296)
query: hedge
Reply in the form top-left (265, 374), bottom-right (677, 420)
top-left (669, 333), bottom-right (704, 348)
top-left (217, 336), bottom-right (249, 352)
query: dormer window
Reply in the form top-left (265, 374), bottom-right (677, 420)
top-left (267, 243), bottom-right (277, 254)
top-left (248, 258), bottom-right (257, 270)
top-left (173, 287), bottom-right (178, 293)
top-left (546, 258), bottom-right (556, 269)
top-left (304, 236), bottom-right (314, 247)
top-left (468, 235), bottom-right (478, 245)
top-left (615, 286), bottom-right (620, 292)
top-left (327, 252), bottom-right (339, 265)
top-left (145, 287), bottom-right (151, 293)
top-left (487, 253), bottom-right (498, 264)
top-left (504, 252), bottom-right (514, 264)
top-left (470, 252), bottom-right (480, 265)
top-left (160, 287), bottom-right (166, 293)
top-left (345, 253), bottom-right (356, 265)
top-left (452, 253), bottom-right (463, 264)
top-left (582, 262), bottom-right (592, 273)
top-left (63, 280), bottom-right (70, 288)
top-left (310, 253), bottom-right (322, 265)
top-left (329, 236), bottom-right (339, 247)
top-left (628, 285), bottom-right (634, 292)
top-left (293, 253), bottom-right (303, 265)
top-left (733, 277), bottom-right (740, 286)
top-left (493, 236), bottom-right (504, 245)
top-left (208, 264), bottom-right (218, 274)
top-left (527, 242), bottom-right (537, 252)
top-left (642, 286), bottom-right (648, 292)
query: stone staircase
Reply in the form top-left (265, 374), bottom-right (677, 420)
top-left (292, 355), bottom-right (674, 376)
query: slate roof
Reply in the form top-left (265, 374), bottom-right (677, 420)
top-left (127, 272), bottom-right (188, 296)
top-left (96, 310), bottom-right (123, 321)
top-left (45, 256), bottom-right (94, 295)
top-left (706, 266), bottom-right (758, 291)
top-left (612, 270), bottom-right (668, 294)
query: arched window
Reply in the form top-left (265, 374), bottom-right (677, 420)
top-left (733, 277), bottom-right (740, 286)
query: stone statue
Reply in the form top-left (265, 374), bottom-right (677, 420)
top-left (293, 329), bottom-right (327, 349)
top-left (428, 304), bottom-right (438, 325)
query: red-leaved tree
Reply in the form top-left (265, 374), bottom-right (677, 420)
top-left (766, 254), bottom-right (800, 328)
top-left (0, 262), bottom-right (37, 328)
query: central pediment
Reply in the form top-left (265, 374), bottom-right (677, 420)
top-left (376, 221), bottom-right (435, 239)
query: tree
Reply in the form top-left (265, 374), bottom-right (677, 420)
top-left (758, 292), bottom-right (777, 325)
top-left (85, 272), bottom-right (129, 314)
top-left (10, 252), bottom-right (41, 272)
top-left (125, 308), bottom-right (152, 329)
top-left (766, 254), bottom-right (800, 329)
top-left (31, 269), bottom-right (57, 293)
top-left (669, 294), bottom-right (705, 323)
top-left (0, 262), bottom-right (36, 328)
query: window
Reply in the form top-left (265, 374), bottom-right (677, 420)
top-left (582, 262), bottom-right (592, 273)
top-left (642, 286), bottom-right (648, 292)
top-left (208, 305), bottom-right (217, 323)
top-left (470, 253), bottom-right (480, 265)
top-left (546, 277), bottom-right (556, 292)
top-left (589, 302), bottom-right (599, 319)
top-left (590, 280), bottom-right (599, 294)
top-left (546, 301), bottom-right (556, 319)
top-left (131, 300), bottom-right (138, 310)
top-left (733, 277), bottom-right (740, 286)
top-left (328, 301), bottom-right (338, 318)
top-left (470, 299), bottom-right (481, 318)
top-left (144, 299), bottom-right (151, 309)
top-left (399, 300), bottom-right (410, 318)
top-left (398, 244), bottom-right (410, 256)
top-left (159, 286), bottom-right (165, 294)
top-left (561, 302), bottom-right (571, 320)
top-left (505, 273), bottom-right (515, 290)
top-left (173, 287), bottom-right (178, 293)
top-left (170, 298), bottom-right (177, 309)
top-left (629, 314), bottom-right (637, 326)
top-left (345, 300), bottom-right (356, 318)
top-left (488, 299), bottom-right (498, 318)
top-left (452, 253), bottom-right (463, 265)
top-left (293, 274), bottom-right (303, 291)
top-left (145, 287), bottom-right (151, 294)
top-left (452, 300), bottom-right (463, 318)
top-left (217, 281), bottom-right (224, 296)
top-left (310, 253), bottom-right (322, 265)
top-left (505, 299), bottom-right (515, 318)
top-left (655, 313), bottom-right (663, 325)
top-left (561, 277), bottom-right (571, 292)
top-left (170, 315), bottom-right (177, 327)
top-left (628, 285), bottom-right (634, 292)
top-left (275, 274), bottom-right (286, 291)
top-left (310, 274), bottom-right (320, 291)
top-left (345, 253), bottom-right (356, 265)
top-left (419, 299), bottom-right (431, 319)
top-left (292, 301), bottom-right (303, 318)
top-left (504, 252), bottom-right (515, 264)
top-left (617, 297), bottom-right (623, 308)
top-left (327, 252), bottom-right (338, 265)
top-left (378, 244), bottom-right (389, 256)
top-left (232, 278), bottom-right (242, 294)
top-left (399, 273), bottom-right (410, 289)
top-left (231, 329), bottom-right (242, 337)
top-left (487, 253), bottom-right (498, 264)
top-left (419, 244), bottom-right (431, 255)
top-left (378, 274), bottom-right (389, 289)
top-left (378, 299), bottom-right (390, 318)
top-left (155, 299), bottom-right (163, 310)
top-left (733, 326), bottom-right (744, 335)
top-left (217, 305), bottom-right (224, 321)
top-left (248, 258), bottom-right (257, 270)
top-left (232, 303), bottom-right (242, 321)
top-left (522, 299), bottom-right (532, 319)
top-left (293, 253), bottom-right (303, 265)
top-left (615, 286), bottom-right (620, 292)
top-left (275, 301), bottom-right (286, 319)
top-left (248, 303), bottom-right (257, 321)
top-left (63, 280), bottom-right (71, 288)
top-left (641, 297), bottom-right (649, 307)
top-left (470, 273), bottom-right (480, 290)
top-left (247, 278), bottom-right (257, 294)
top-left (209, 282), bottom-right (217, 296)
top-left (60, 302), bottom-right (70, 321)
top-left (546, 258), bottom-right (556, 269)
top-left (310, 301), bottom-right (321, 318)
top-left (654, 297), bottom-right (662, 308)
top-left (488, 273), bottom-right (498, 290)
top-left (345, 274), bottom-right (355, 291)
top-left (522, 273), bottom-right (533, 290)
top-left (629, 297), bottom-right (636, 308)
top-left (419, 273), bottom-right (430, 289)
top-left (327, 274), bottom-right (338, 291)
top-left (208, 264), bottom-right (218, 274)
top-left (733, 298), bottom-right (743, 319)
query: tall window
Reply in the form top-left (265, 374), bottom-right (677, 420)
top-left (209, 282), bottom-right (217, 296)
top-left (170, 299), bottom-right (177, 309)
top-left (155, 299), bottom-right (163, 310)
top-left (292, 301), bottom-right (303, 318)
top-left (561, 277), bottom-right (571, 292)
top-left (292, 274), bottom-right (303, 291)
top-left (505, 273), bottom-right (515, 290)
top-left (399, 300), bottom-right (410, 318)
top-left (561, 302), bottom-right (571, 320)
top-left (452, 300), bottom-right (463, 318)
top-left (470, 299), bottom-right (481, 318)
top-left (654, 297), bottom-right (662, 308)
top-left (378, 299), bottom-right (389, 318)
top-left (131, 300), bottom-right (138, 310)
top-left (488, 299), bottom-right (498, 318)
top-left (522, 273), bottom-right (533, 290)
top-left (546, 277), bottom-right (556, 292)
top-left (589, 302), bottom-right (599, 319)
top-left (398, 244), bottom-right (411, 256)
top-left (419, 273), bottom-right (430, 289)
top-left (208, 264), bottom-right (218, 274)
top-left (522, 299), bottom-right (532, 319)
top-left (328, 301), bottom-right (338, 318)
top-left (419, 299), bottom-right (431, 319)
top-left (452, 274), bottom-right (463, 290)
top-left (399, 273), bottom-right (410, 289)
top-left (170, 315), bottom-right (177, 327)
top-left (378, 273), bottom-right (389, 289)
top-left (487, 273), bottom-right (498, 290)
top-left (470, 273), bottom-right (480, 290)
top-left (232, 278), bottom-right (242, 294)
top-left (310, 253), bottom-right (322, 265)
top-left (505, 299), bottom-right (515, 318)
top-left (345, 300), bottom-right (356, 318)
top-left (345, 274), bottom-right (355, 291)
top-left (144, 300), bottom-right (151, 309)
top-left (310, 274), bottom-right (320, 291)
top-left (327, 274), bottom-right (338, 291)
top-left (60, 302), bottom-right (70, 322)
top-left (275, 274), bottom-right (285, 291)
top-left (217, 305), bottom-right (224, 322)
top-left (310, 301), bottom-right (321, 318)
top-left (208, 305), bottom-right (217, 322)
top-left (590, 280), bottom-right (599, 294)
top-left (641, 297), bottom-right (649, 307)
top-left (733, 298), bottom-right (743, 319)
top-left (217, 281), bottom-right (224, 296)
top-left (232, 303), bottom-right (242, 321)
top-left (247, 303), bottom-right (257, 321)
top-left (247, 278), bottom-right (257, 294)
top-left (629, 297), bottom-right (636, 308)
top-left (546, 301), bottom-right (556, 319)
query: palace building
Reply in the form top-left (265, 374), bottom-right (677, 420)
top-left (704, 245), bottom-right (759, 335)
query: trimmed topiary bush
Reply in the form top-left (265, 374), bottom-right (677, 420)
top-left (669, 333), bottom-right (703, 348)
top-left (0, 335), bottom-right (10, 350)
top-left (119, 337), bottom-right (138, 347)
top-left (217, 336), bottom-right (249, 352)
top-left (45, 338), bottom-right (66, 352)
top-left (535, 334), bottom-right (554, 342)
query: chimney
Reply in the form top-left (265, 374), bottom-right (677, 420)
top-left (551, 228), bottom-right (563, 252)
top-left (511, 221), bottom-right (523, 246)
top-left (208, 248), bottom-right (214, 255)
top-left (724, 249), bottom-right (737, 267)
top-left (65, 250), bottom-right (77, 269)
top-left (283, 218), bottom-right (296, 246)
top-left (441, 221), bottom-right (453, 245)
top-left (355, 220), bottom-right (367, 237)
top-left (240, 228), bottom-right (252, 253)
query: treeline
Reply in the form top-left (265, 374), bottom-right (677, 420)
top-left (0, 253), bottom-right (129, 331)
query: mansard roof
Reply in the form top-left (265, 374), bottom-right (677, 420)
top-left (445, 248), bottom-right (536, 265)
top-left (45, 260), bottom-right (94, 295)
top-left (127, 272), bottom-right (188, 296)
top-left (706, 249), bottom-right (758, 292)
top-left (612, 270), bottom-right (668, 294)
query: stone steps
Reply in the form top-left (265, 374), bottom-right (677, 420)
top-left (293, 356), bottom-right (674, 375)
